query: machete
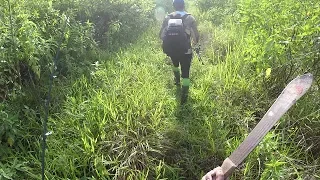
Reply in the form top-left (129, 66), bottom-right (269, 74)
top-left (194, 45), bottom-right (204, 65)
top-left (220, 73), bottom-right (313, 178)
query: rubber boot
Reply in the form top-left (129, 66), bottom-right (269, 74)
top-left (181, 78), bottom-right (190, 104)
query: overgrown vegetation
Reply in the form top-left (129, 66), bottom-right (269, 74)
top-left (194, 0), bottom-right (320, 179)
top-left (1, 0), bottom-right (319, 179)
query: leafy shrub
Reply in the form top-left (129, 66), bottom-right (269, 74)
top-left (195, 0), bottom-right (237, 25)
top-left (0, 0), bottom-right (155, 101)
top-left (194, 0), bottom-right (320, 178)
top-left (238, 0), bottom-right (320, 85)
top-left (1, 0), bottom-right (156, 179)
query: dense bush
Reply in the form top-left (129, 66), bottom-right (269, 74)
top-left (237, 0), bottom-right (320, 88)
top-left (1, 0), bottom-right (155, 179)
top-left (195, 0), bottom-right (320, 179)
top-left (0, 0), bottom-right (154, 101)
top-left (195, 0), bottom-right (237, 25)
top-left (1, 0), bottom-right (319, 179)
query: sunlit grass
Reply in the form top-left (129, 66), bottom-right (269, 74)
top-left (1, 1), bottom-right (319, 179)
top-left (38, 22), bottom-right (319, 180)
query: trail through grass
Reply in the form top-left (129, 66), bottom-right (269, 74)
top-left (1, 0), bottom-right (319, 179)
top-left (41, 25), bottom-right (232, 179)
top-left (38, 21), bottom-right (319, 179)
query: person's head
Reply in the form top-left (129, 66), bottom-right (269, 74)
top-left (173, 0), bottom-right (185, 11)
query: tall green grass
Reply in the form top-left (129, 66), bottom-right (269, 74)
top-left (1, 1), bottom-right (319, 179)
top-left (34, 29), bottom-right (181, 179)
top-left (191, 0), bottom-right (320, 179)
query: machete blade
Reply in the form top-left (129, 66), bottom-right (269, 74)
top-left (221, 73), bottom-right (313, 178)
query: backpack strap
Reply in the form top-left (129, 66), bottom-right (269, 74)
top-left (181, 14), bottom-right (190, 21)
top-left (169, 13), bottom-right (190, 20)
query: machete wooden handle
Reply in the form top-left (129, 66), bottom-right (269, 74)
top-left (221, 158), bottom-right (237, 179)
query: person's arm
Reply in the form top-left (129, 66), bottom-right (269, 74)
top-left (201, 167), bottom-right (224, 180)
top-left (191, 16), bottom-right (200, 44)
top-left (159, 16), bottom-right (169, 40)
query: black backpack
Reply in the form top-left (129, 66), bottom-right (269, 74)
top-left (162, 13), bottom-right (190, 56)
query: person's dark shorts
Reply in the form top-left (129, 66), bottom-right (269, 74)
top-left (170, 54), bottom-right (193, 78)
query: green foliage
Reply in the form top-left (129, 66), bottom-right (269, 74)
top-left (52, 0), bottom-right (154, 48)
top-left (195, 0), bottom-right (238, 25)
top-left (0, 158), bottom-right (33, 180)
top-left (0, 104), bottom-right (19, 147)
top-left (39, 31), bottom-right (181, 179)
top-left (238, 0), bottom-right (320, 85)
top-left (0, 0), bottom-right (155, 101)
top-left (156, 0), bottom-right (174, 13)
top-left (1, 0), bottom-right (320, 179)
top-left (194, 0), bottom-right (320, 179)
top-left (1, 0), bottom-right (156, 179)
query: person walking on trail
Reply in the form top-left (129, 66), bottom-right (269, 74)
top-left (159, 0), bottom-right (200, 104)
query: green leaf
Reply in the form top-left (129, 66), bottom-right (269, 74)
top-left (266, 161), bottom-right (287, 167)
top-left (265, 68), bottom-right (272, 78)
top-left (7, 137), bottom-right (14, 147)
